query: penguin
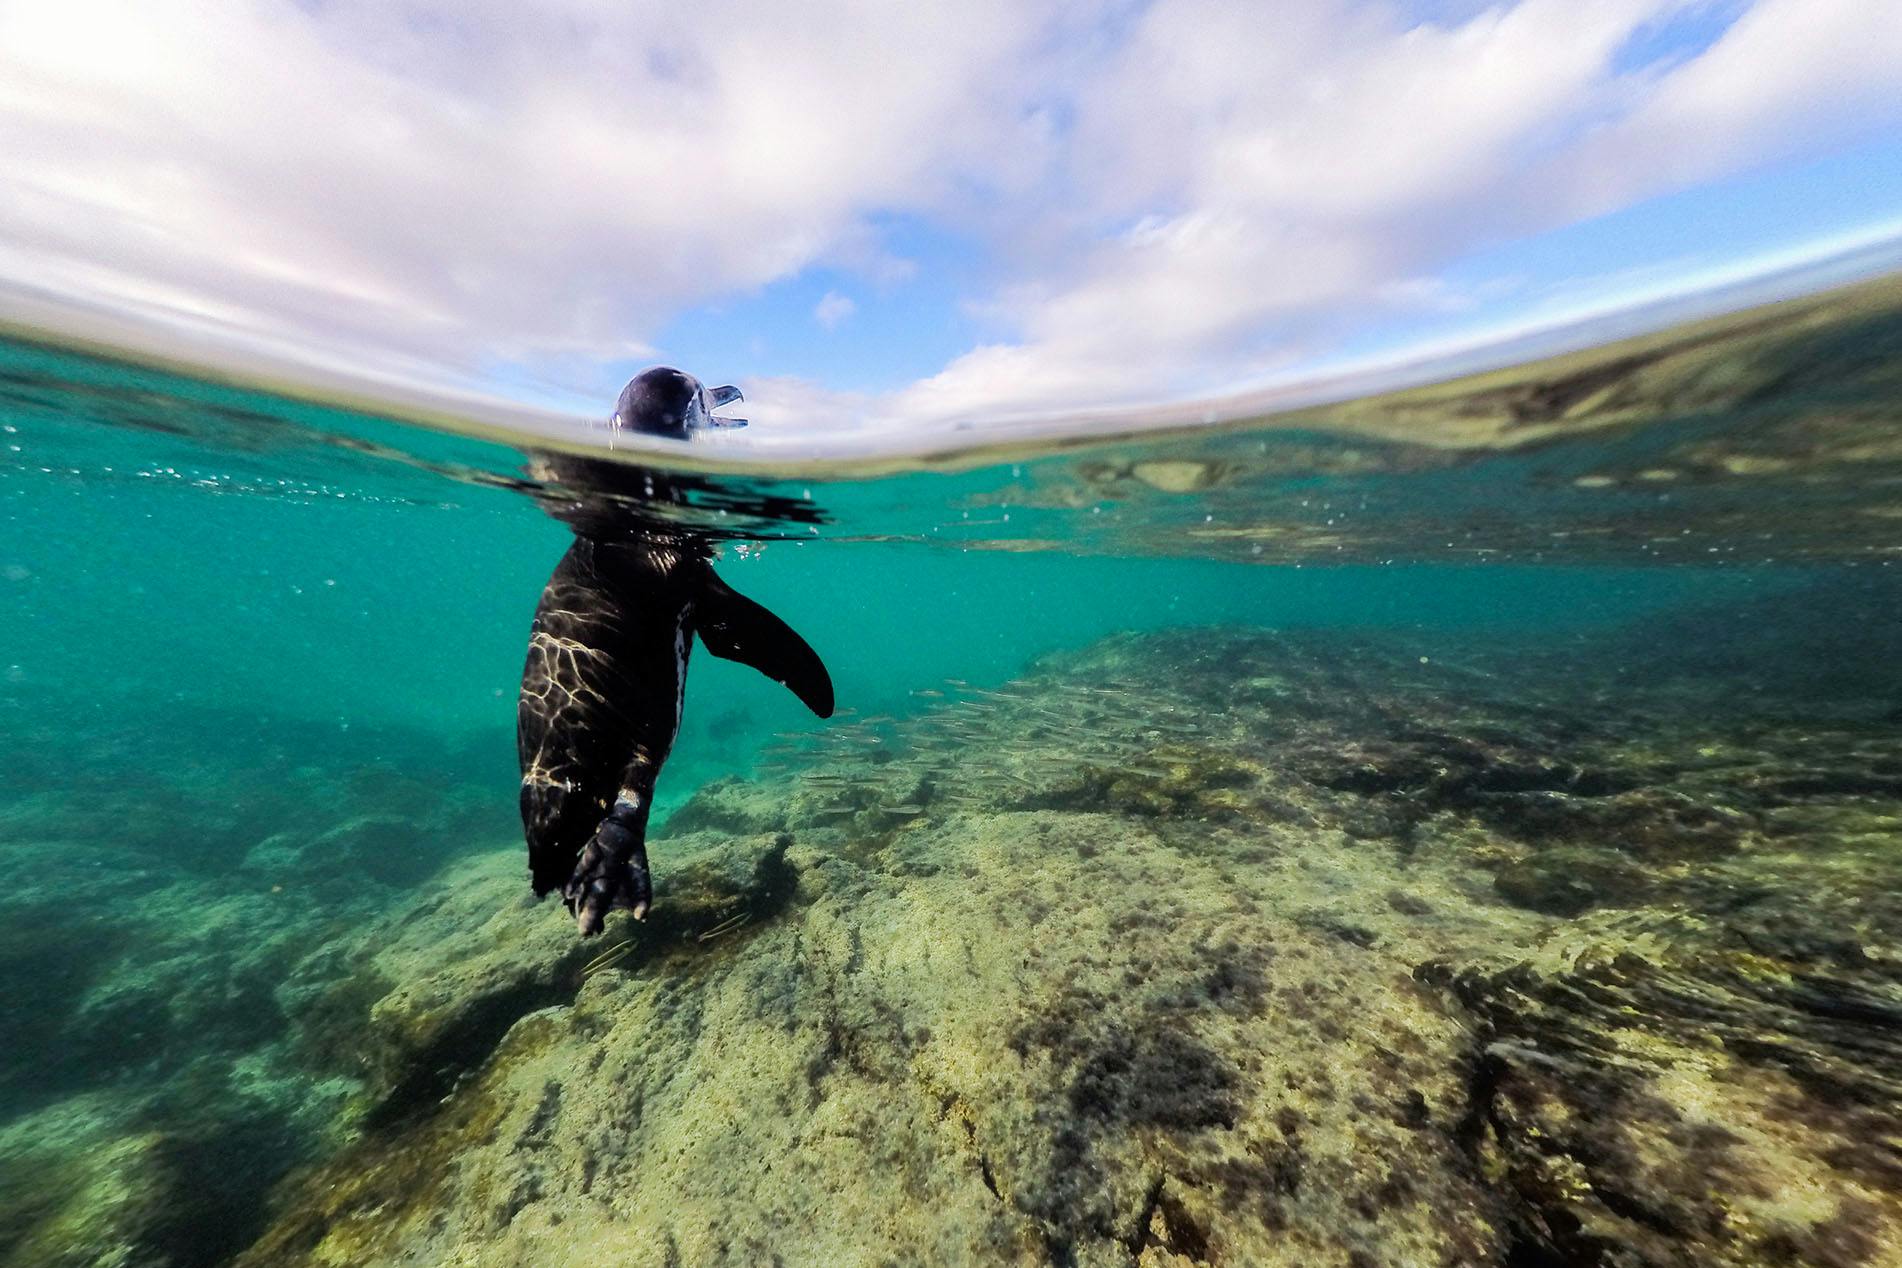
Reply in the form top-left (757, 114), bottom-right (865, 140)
top-left (516, 367), bottom-right (834, 935)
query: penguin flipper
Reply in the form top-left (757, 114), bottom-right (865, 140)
top-left (694, 571), bottom-right (835, 718)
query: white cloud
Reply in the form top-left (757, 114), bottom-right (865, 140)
top-left (0, 0), bottom-right (1062, 388)
top-left (893, 0), bottom-right (1902, 424)
top-left (0, 0), bottom-right (1898, 437)
top-left (1555, 0), bottom-right (1902, 217)
top-left (813, 290), bottom-right (856, 330)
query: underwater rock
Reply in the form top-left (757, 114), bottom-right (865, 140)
top-left (228, 622), bottom-right (1902, 1267)
top-left (286, 832), bottom-right (798, 1118)
top-left (1129, 460), bottom-right (1227, 494)
top-left (0, 1123), bottom-right (183, 1268)
top-left (239, 808), bottom-right (1522, 1267)
top-left (662, 775), bottom-right (792, 837)
top-left (1419, 944), bottom-right (1902, 1267)
top-left (1491, 846), bottom-right (1653, 916)
top-left (0, 1094), bottom-right (305, 1268)
top-left (242, 813), bottom-right (446, 890)
top-left (16, 613), bottom-right (1902, 1266)
top-left (0, 711), bottom-right (522, 1266)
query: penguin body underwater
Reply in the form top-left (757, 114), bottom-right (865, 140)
top-left (516, 367), bottom-right (834, 935)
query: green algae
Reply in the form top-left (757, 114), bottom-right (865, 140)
top-left (232, 1009), bottom-right (565, 1268)
top-left (184, 607), bottom-right (1902, 1266)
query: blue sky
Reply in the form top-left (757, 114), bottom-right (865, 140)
top-left (1323, 132), bottom-right (1902, 367)
top-left (651, 214), bottom-right (995, 397)
top-left (1, 0), bottom-right (1900, 441)
top-left (649, 133), bottom-right (1902, 397)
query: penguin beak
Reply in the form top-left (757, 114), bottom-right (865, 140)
top-left (703, 384), bottom-right (747, 429)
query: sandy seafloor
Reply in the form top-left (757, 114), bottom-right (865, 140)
top-left (3, 567), bottom-right (1900, 1268)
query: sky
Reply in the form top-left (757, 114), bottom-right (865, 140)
top-left (3, 0), bottom-right (1901, 441)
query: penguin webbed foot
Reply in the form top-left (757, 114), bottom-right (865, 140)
top-left (563, 812), bottom-right (652, 936)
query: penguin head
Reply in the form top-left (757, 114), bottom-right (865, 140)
top-left (611, 367), bottom-right (746, 441)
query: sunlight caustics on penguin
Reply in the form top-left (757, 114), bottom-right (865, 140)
top-left (516, 368), bottom-right (835, 935)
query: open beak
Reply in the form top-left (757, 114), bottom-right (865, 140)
top-left (703, 384), bottom-right (747, 428)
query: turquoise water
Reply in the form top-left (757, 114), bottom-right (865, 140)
top-left (3, 278), bottom-right (1901, 1266)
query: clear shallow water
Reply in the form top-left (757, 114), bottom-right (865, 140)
top-left (2, 276), bottom-right (1900, 1267)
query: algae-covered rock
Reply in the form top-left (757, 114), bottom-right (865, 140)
top-left (232, 623), bottom-right (1902, 1265)
top-left (240, 807), bottom-right (1518, 1267)
top-left (1492, 846), bottom-right (1653, 915)
top-left (0, 709), bottom-right (515, 1268)
top-left (288, 831), bottom-right (796, 1116)
top-left (0, 1095), bottom-right (301, 1268)
top-left (19, 609), bottom-right (1902, 1267)
top-left (1420, 944), bottom-right (1902, 1266)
